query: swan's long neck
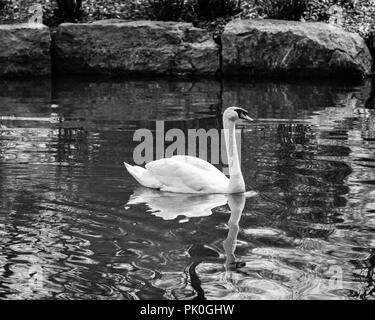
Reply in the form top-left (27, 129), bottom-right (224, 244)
top-left (223, 118), bottom-right (245, 193)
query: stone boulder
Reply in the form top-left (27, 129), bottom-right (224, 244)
top-left (0, 24), bottom-right (51, 77)
top-left (367, 34), bottom-right (375, 63)
top-left (52, 20), bottom-right (220, 76)
top-left (221, 19), bottom-right (373, 78)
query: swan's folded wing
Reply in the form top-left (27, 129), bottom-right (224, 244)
top-left (145, 158), bottom-right (229, 193)
top-left (171, 155), bottom-right (225, 175)
top-left (124, 162), bottom-right (163, 189)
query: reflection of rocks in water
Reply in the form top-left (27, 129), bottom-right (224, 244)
top-left (52, 77), bottom-right (221, 122)
top-left (241, 121), bottom-right (351, 229)
top-left (307, 84), bottom-right (372, 130)
top-left (365, 79), bottom-right (375, 110)
top-left (235, 80), bottom-right (373, 234)
top-left (0, 77), bottom-right (223, 168)
top-left (222, 79), bottom-right (372, 121)
top-left (0, 78), bottom-right (51, 115)
top-left (236, 80), bottom-right (375, 253)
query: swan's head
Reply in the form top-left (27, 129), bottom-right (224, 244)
top-left (223, 107), bottom-right (254, 123)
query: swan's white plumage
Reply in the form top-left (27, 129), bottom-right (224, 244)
top-left (125, 155), bottom-right (229, 193)
top-left (124, 162), bottom-right (162, 189)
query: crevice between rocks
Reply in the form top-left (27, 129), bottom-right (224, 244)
top-left (213, 31), bottom-right (223, 79)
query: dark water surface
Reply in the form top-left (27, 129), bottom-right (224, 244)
top-left (0, 77), bottom-right (374, 300)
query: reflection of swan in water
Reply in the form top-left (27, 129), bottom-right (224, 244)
top-left (187, 193), bottom-right (248, 300)
top-left (124, 107), bottom-right (253, 194)
top-left (223, 193), bottom-right (246, 271)
top-left (126, 187), bottom-right (228, 220)
top-left (126, 187), bottom-right (254, 299)
top-left (126, 187), bottom-right (255, 221)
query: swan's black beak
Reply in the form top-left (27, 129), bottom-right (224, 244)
top-left (240, 114), bottom-right (254, 122)
top-left (234, 107), bottom-right (254, 123)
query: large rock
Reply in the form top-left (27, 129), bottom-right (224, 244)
top-left (52, 20), bottom-right (220, 76)
top-left (368, 34), bottom-right (375, 63)
top-left (0, 24), bottom-right (51, 77)
top-left (222, 19), bottom-right (373, 78)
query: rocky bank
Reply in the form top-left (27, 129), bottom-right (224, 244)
top-left (0, 19), bottom-right (373, 78)
top-left (0, 23), bottom-right (51, 77)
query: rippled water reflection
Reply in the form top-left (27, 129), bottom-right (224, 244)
top-left (0, 77), bottom-right (374, 300)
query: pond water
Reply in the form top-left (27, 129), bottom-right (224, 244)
top-left (0, 76), bottom-right (374, 300)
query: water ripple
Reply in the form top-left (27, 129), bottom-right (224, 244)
top-left (1, 78), bottom-right (375, 299)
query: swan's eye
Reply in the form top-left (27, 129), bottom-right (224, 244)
top-left (236, 109), bottom-right (247, 119)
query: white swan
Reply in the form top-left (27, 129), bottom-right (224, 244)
top-left (124, 107), bottom-right (254, 194)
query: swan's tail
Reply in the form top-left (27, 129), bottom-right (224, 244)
top-left (124, 162), bottom-right (143, 185)
top-left (124, 162), bottom-right (162, 189)
top-left (124, 162), bottom-right (134, 174)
